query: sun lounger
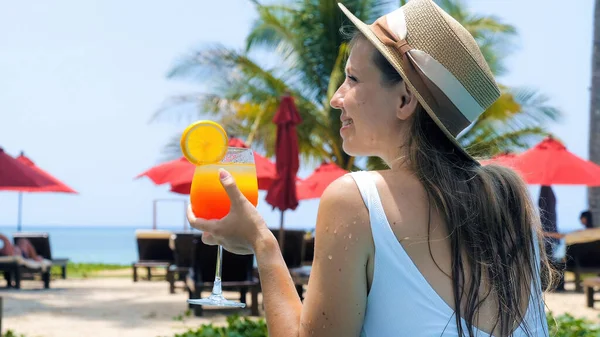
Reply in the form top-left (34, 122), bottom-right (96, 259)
top-left (303, 235), bottom-right (314, 266)
top-left (0, 255), bottom-right (51, 289)
top-left (269, 229), bottom-right (308, 268)
top-left (132, 230), bottom-right (175, 282)
top-left (269, 229), bottom-right (308, 298)
top-left (12, 232), bottom-right (69, 279)
top-left (186, 235), bottom-right (260, 316)
top-left (167, 231), bottom-right (199, 293)
top-left (564, 228), bottom-right (600, 291)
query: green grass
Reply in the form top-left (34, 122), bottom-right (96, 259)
top-left (51, 262), bottom-right (129, 279)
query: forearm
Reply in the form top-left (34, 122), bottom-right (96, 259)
top-left (253, 230), bottom-right (303, 337)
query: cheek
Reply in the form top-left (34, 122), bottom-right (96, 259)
top-left (354, 89), bottom-right (396, 130)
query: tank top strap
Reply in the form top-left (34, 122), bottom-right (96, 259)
top-left (349, 171), bottom-right (394, 247)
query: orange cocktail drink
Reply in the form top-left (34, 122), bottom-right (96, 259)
top-left (190, 157), bottom-right (259, 220)
top-left (181, 121), bottom-right (258, 308)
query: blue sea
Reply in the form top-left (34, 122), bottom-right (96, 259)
top-left (0, 226), bottom-right (166, 264)
top-left (0, 224), bottom-right (316, 265)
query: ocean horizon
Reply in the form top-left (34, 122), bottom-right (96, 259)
top-left (0, 223), bottom-right (315, 264)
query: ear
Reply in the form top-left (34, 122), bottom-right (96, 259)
top-left (396, 82), bottom-right (419, 120)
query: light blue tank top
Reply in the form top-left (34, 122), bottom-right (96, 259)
top-left (350, 171), bottom-right (549, 337)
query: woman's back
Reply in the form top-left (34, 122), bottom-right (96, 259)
top-left (351, 171), bottom-right (548, 336)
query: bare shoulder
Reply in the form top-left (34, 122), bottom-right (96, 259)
top-left (318, 173), bottom-right (364, 209)
top-left (315, 172), bottom-right (372, 242)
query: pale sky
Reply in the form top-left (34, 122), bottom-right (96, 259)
top-left (0, 0), bottom-right (593, 232)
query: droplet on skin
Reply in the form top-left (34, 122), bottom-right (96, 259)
top-left (322, 325), bottom-right (326, 329)
top-left (325, 226), bottom-right (329, 232)
top-left (353, 221), bottom-right (357, 224)
top-left (334, 228), bottom-right (338, 234)
top-left (328, 255), bottom-right (333, 260)
top-left (349, 233), bottom-right (352, 239)
top-left (344, 246), bottom-right (348, 251)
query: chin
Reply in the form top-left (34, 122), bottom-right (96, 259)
top-left (342, 138), bottom-right (372, 158)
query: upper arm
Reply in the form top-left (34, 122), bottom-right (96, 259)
top-left (299, 174), bottom-right (372, 337)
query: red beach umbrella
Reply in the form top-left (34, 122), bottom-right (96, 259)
top-left (265, 95), bottom-right (303, 249)
top-left (479, 152), bottom-right (518, 168)
top-left (0, 148), bottom-right (55, 190)
top-left (498, 137), bottom-right (600, 186)
top-left (1, 150), bottom-right (77, 231)
top-left (297, 162), bottom-right (348, 200)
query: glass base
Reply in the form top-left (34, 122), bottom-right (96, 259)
top-left (187, 294), bottom-right (246, 308)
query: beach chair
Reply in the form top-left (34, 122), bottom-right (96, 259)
top-left (565, 228), bottom-right (600, 292)
top-left (132, 230), bottom-right (174, 282)
top-left (303, 235), bottom-right (315, 266)
top-left (12, 232), bottom-right (69, 279)
top-left (186, 235), bottom-right (260, 316)
top-left (167, 231), bottom-right (199, 294)
top-left (0, 255), bottom-right (51, 289)
top-left (269, 229), bottom-right (308, 298)
top-left (269, 229), bottom-right (308, 268)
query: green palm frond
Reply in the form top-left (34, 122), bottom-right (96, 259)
top-left (245, 3), bottom-right (298, 53)
top-left (463, 126), bottom-right (548, 157)
top-left (155, 0), bottom-right (559, 171)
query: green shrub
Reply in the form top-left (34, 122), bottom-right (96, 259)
top-left (51, 262), bottom-right (128, 278)
top-left (547, 312), bottom-right (600, 337)
top-left (3, 330), bottom-right (26, 337)
top-left (170, 315), bottom-right (268, 337)
top-left (167, 312), bottom-right (600, 337)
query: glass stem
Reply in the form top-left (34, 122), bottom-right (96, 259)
top-left (211, 245), bottom-right (223, 296)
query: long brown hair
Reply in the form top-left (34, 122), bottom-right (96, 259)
top-left (348, 31), bottom-right (554, 336)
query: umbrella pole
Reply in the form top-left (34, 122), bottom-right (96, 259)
top-left (17, 192), bottom-right (23, 232)
top-left (278, 210), bottom-right (285, 251)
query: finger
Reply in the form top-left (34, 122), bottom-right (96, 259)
top-left (201, 232), bottom-right (218, 246)
top-left (218, 169), bottom-right (246, 206)
top-left (187, 205), bottom-right (218, 232)
top-left (186, 204), bottom-right (197, 222)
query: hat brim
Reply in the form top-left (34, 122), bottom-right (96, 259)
top-left (337, 3), bottom-right (478, 164)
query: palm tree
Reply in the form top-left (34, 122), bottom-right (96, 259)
top-left (154, 0), bottom-right (559, 171)
top-left (588, 0), bottom-right (600, 226)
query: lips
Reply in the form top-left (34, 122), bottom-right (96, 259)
top-left (341, 119), bottom-right (353, 127)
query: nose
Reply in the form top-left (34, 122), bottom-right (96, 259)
top-left (329, 85), bottom-right (345, 110)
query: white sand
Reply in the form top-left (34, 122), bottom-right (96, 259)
top-left (2, 277), bottom-right (260, 337)
top-left (2, 276), bottom-right (598, 336)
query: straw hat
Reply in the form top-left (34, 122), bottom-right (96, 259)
top-left (338, 0), bottom-right (501, 160)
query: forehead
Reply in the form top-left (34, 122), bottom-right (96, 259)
top-left (347, 38), bottom-right (376, 70)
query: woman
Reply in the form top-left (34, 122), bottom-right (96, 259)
top-left (188, 0), bottom-right (551, 336)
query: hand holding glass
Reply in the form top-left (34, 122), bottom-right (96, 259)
top-left (187, 147), bottom-right (258, 308)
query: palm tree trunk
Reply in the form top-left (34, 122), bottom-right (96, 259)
top-left (589, 0), bottom-right (600, 227)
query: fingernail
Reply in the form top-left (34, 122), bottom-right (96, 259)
top-left (219, 168), bottom-right (230, 181)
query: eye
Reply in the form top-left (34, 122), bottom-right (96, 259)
top-left (346, 74), bottom-right (358, 82)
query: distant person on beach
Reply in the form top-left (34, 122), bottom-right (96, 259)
top-left (187, 0), bottom-right (551, 336)
top-left (0, 234), bottom-right (42, 261)
top-left (580, 210), bottom-right (594, 229)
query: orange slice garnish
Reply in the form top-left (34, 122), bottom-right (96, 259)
top-left (180, 120), bottom-right (228, 165)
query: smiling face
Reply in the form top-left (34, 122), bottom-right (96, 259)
top-left (329, 38), bottom-right (418, 165)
